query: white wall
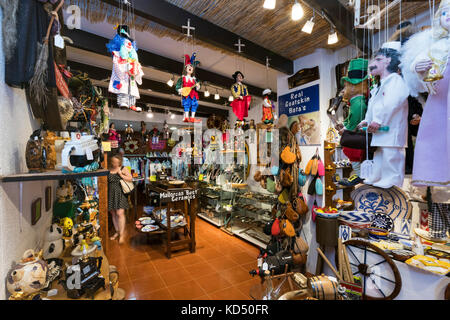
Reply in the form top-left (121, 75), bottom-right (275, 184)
top-left (0, 8), bottom-right (57, 300)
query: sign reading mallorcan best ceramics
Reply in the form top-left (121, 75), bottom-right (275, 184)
top-left (278, 84), bottom-right (319, 116)
top-left (278, 84), bottom-right (321, 146)
top-left (160, 189), bottom-right (199, 202)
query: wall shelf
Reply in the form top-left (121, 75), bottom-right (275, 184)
top-left (0, 169), bottom-right (109, 183)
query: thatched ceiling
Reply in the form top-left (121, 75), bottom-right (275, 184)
top-left (164, 0), bottom-right (351, 60)
top-left (165, 0), bottom-right (439, 60)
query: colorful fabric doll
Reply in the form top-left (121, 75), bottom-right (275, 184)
top-left (175, 53), bottom-right (201, 123)
top-left (338, 58), bottom-right (369, 176)
top-left (401, 0), bottom-right (450, 188)
top-left (106, 25), bottom-right (144, 112)
top-left (230, 71), bottom-right (252, 123)
top-left (262, 89), bottom-right (275, 124)
top-left (357, 42), bottom-right (410, 189)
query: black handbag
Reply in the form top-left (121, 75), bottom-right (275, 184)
top-left (340, 130), bottom-right (377, 152)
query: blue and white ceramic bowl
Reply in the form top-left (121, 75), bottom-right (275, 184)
top-left (371, 213), bottom-right (394, 231)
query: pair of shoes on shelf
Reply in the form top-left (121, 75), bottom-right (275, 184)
top-left (335, 174), bottom-right (364, 187)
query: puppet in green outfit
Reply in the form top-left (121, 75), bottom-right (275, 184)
top-left (338, 58), bottom-right (369, 132)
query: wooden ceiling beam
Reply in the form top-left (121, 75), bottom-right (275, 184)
top-left (98, 0), bottom-right (293, 75)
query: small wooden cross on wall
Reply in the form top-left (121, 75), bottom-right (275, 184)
top-left (234, 38), bottom-right (245, 53)
top-left (182, 18), bottom-right (195, 37)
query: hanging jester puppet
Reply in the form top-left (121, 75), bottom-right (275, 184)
top-left (176, 53), bottom-right (201, 123)
top-left (106, 25), bottom-right (144, 112)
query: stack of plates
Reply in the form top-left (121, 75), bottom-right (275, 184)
top-left (367, 227), bottom-right (389, 240)
top-left (338, 210), bottom-right (374, 230)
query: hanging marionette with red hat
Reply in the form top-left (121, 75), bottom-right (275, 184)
top-left (175, 53), bottom-right (201, 123)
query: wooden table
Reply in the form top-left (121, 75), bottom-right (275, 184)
top-left (146, 181), bottom-right (198, 259)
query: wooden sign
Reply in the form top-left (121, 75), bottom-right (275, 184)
top-left (159, 189), bottom-right (198, 202)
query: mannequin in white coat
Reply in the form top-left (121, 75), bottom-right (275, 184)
top-left (357, 43), bottom-right (410, 189)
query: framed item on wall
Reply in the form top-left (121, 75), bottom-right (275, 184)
top-left (31, 198), bottom-right (42, 225)
top-left (45, 187), bottom-right (52, 211)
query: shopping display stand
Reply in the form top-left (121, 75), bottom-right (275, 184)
top-left (324, 141), bottom-right (354, 208)
top-left (146, 181), bottom-right (198, 259)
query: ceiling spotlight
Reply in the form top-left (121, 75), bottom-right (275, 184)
top-left (328, 29), bottom-right (338, 45)
top-left (291, 0), bottom-right (304, 21)
top-left (204, 89), bottom-right (210, 97)
top-left (167, 75), bottom-right (175, 87)
top-left (228, 95), bottom-right (234, 102)
top-left (170, 127), bottom-right (177, 131)
top-left (302, 16), bottom-right (315, 34)
top-left (170, 113), bottom-right (175, 119)
top-left (263, 0), bottom-right (276, 9)
top-left (214, 91), bottom-right (220, 100)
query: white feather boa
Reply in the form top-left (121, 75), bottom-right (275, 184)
top-left (400, 29), bottom-right (434, 97)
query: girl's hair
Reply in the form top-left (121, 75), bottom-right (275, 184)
top-left (109, 122), bottom-right (115, 128)
top-left (109, 154), bottom-right (123, 168)
top-left (433, 5), bottom-right (450, 39)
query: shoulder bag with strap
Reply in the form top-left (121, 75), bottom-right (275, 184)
top-left (119, 167), bottom-right (134, 194)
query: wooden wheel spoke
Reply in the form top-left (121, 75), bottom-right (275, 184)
top-left (369, 275), bottom-right (386, 298)
top-left (347, 246), bottom-right (361, 265)
top-left (370, 272), bottom-right (396, 284)
top-left (353, 270), bottom-right (360, 275)
top-left (349, 262), bottom-right (357, 267)
top-left (369, 259), bottom-right (388, 269)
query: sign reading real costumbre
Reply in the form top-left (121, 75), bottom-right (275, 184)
top-left (278, 84), bottom-right (320, 116)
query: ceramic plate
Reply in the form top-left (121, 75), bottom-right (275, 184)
top-left (370, 213), bottom-right (394, 231)
top-left (339, 211), bottom-right (374, 224)
top-left (351, 185), bottom-right (411, 222)
top-left (138, 217), bottom-right (155, 225)
top-left (141, 225), bottom-right (159, 232)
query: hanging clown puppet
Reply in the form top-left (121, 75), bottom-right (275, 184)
top-left (261, 89), bottom-right (275, 124)
top-left (106, 25), bottom-right (144, 112)
top-left (176, 53), bottom-right (201, 123)
top-left (357, 42), bottom-right (410, 189)
top-left (230, 71), bottom-right (252, 125)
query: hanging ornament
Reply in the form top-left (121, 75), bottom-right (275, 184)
top-left (230, 71), bottom-right (252, 124)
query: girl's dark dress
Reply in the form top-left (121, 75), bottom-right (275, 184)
top-left (108, 172), bottom-right (129, 210)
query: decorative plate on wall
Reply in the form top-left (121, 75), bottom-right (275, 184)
top-left (351, 185), bottom-right (411, 222)
top-left (370, 213), bottom-right (394, 231)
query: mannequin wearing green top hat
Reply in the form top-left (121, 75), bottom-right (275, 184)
top-left (336, 58), bottom-right (369, 176)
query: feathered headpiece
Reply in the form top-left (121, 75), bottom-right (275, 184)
top-left (184, 53), bottom-right (200, 67)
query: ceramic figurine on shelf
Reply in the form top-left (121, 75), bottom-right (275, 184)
top-left (262, 89), bottom-right (275, 125)
top-left (357, 42), bottom-right (409, 189)
top-left (337, 58), bottom-right (369, 176)
top-left (230, 71), bottom-right (252, 124)
top-left (42, 131), bottom-right (58, 170)
top-left (106, 25), bottom-right (144, 112)
top-left (176, 53), bottom-right (201, 123)
top-left (60, 217), bottom-right (74, 239)
top-left (140, 121), bottom-right (147, 143)
top-left (125, 123), bottom-right (134, 141)
top-left (6, 249), bottom-right (48, 300)
top-left (401, 0), bottom-right (450, 188)
top-left (25, 129), bottom-right (43, 173)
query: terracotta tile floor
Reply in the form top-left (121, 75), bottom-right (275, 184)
top-left (107, 217), bottom-right (264, 300)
